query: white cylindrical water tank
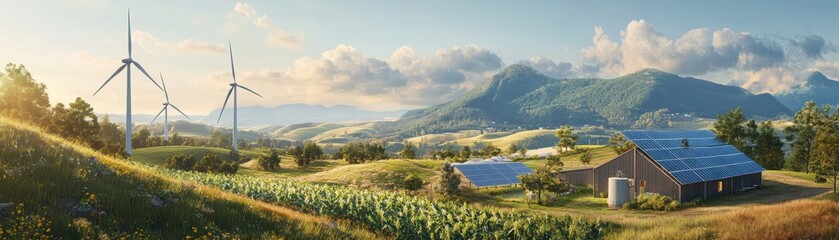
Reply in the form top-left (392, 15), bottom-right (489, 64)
top-left (608, 177), bottom-right (630, 207)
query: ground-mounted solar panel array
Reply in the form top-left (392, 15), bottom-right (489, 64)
top-left (453, 162), bottom-right (534, 187)
top-left (621, 130), bottom-right (765, 185)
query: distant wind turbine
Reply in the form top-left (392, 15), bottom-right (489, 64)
top-left (217, 41), bottom-right (263, 152)
top-left (93, 9), bottom-right (163, 155)
top-left (151, 73), bottom-right (190, 142)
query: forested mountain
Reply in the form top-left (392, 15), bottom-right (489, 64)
top-left (774, 72), bottom-right (839, 110)
top-left (393, 65), bottom-right (792, 135)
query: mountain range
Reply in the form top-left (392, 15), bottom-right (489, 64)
top-left (773, 72), bottom-right (839, 111)
top-left (392, 65), bottom-right (792, 135)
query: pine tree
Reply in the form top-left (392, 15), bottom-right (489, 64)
top-left (813, 109), bottom-right (839, 194)
top-left (784, 101), bottom-right (829, 173)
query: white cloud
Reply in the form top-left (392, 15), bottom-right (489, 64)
top-left (195, 44), bottom-right (503, 110)
top-left (581, 20), bottom-right (787, 77)
top-left (227, 2), bottom-right (303, 49)
top-left (133, 30), bottom-right (224, 55)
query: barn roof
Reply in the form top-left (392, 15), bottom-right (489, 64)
top-left (621, 130), bottom-right (765, 185)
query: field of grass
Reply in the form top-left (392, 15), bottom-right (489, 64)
top-left (310, 122), bottom-right (378, 142)
top-left (443, 129), bottom-right (557, 147)
top-left (270, 123), bottom-right (344, 140)
top-left (405, 130), bottom-right (482, 145)
top-left (296, 159), bottom-right (442, 190)
top-left (0, 117), bottom-right (375, 239)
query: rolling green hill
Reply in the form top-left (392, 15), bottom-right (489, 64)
top-left (773, 71), bottom-right (839, 111)
top-left (392, 65), bottom-right (792, 136)
top-left (0, 118), bottom-right (370, 239)
top-left (270, 123), bottom-right (343, 140)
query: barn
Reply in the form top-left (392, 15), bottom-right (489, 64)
top-left (562, 130), bottom-right (764, 202)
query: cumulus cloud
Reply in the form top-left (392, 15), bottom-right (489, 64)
top-left (581, 20), bottom-right (786, 76)
top-left (197, 44), bottom-right (504, 109)
top-left (517, 57), bottom-right (574, 78)
top-left (133, 30), bottom-right (225, 54)
top-left (227, 2), bottom-right (303, 49)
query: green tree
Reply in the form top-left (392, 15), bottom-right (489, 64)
top-left (48, 98), bottom-right (101, 148)
top-left (813, 109), bottom-right (839, 193)
top-left (131, 127), bottom-right (151, 148)
top-left (579, 149), bottom-right (593, 165)
top-left (0, 63), bottom-right (50, 125)
top-left (518, 155), bottom-right (568, 204)
top-left (288, 145), bottom-right (305, 167)
top-left (608, 132), bottom-right (636, 154)
top-left (194, 154), bottom-right (224, 173)
top-left (505, 144), bottom-right (518, 156)
top-left (258, 148), bottom-right (281, 170)
top-left (459, 146), bottom-right (471, 159)
top-left (98, 115), bottom-right (125, 157)
top-left (400, 141), bottom-right (417, 159)
top-left (169, 130), bottom-right (183, 145)
top-left (785, 101), bottom-right (829, 173)
top-left (164, 154), bottom-right (196, 171)
top-left (556, 125), bottom-right (578, 153)
top-left (713, 107), bottom-right (748, 151)
top-left (518, 147), bottom-right (528, 157)
top-left (436, 162), bottom-right (461, 196)
top-left (302, 141), bottom-right (323, 165)
top-left (752, 121), bottom-right (785, 170)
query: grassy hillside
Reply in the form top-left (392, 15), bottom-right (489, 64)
top-left (270, 123), bottom-right (344, 140)
top-left (445, 129), bottom-right (556, 147)
top-left (296, 159), bottom-right (441, 190)
top-left (310, 122), bottom-right (379, 143)
top-left (0, 118), bottom-right (373, 239)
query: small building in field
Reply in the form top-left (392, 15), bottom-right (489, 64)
top-left (560, 130), bottom-right (764, 202)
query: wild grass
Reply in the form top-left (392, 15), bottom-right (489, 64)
top-left (0, 117), bottom-right (380, 239)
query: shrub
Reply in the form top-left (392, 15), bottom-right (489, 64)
top-left (257, 148), bottom-right (281, 170)
top-left (194, 154), bottom-right (223, 173)
top-left (403, 174), bottom-right (424, 191)
top-left (622, 194), bottom-right (700, 211)
top-left (164, 154), bottom-right (196, 171)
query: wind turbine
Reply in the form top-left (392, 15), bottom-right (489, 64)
top-left (217, 41), bottom-right (263, 152)
top-left (93, 9), bottom-right (163, 155)
top-left (151, 73), bottom-right (190, 142)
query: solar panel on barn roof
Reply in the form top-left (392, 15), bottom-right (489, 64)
top-left (621, 130), bottom-right (765, 185)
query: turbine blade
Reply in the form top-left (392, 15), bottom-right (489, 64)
top-left (169, 104), bottom-right (191, 120)
top-left (159, 72), bottom-right (169, 102)
top-left (94, 64), bottom-right (127, 96)
top-left (237, 84), bottom-right (263, 98)
top-left (128, 9), bottom-right (132, 58)
top-left (133, 62), bottom-right (163, 91)
top-left (217, 87), bottom-right (234, 123)
top-left (229, 41), bottom-right (236, 83)
top-left (151, 106), bottom-right (165, 123)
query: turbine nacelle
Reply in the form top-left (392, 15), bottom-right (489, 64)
top-left (229, 83), bottom-right (237, 87)
top-left (162, 102), bottom-right (169, 106)
top-left (121, 58), bottom-right (133, 64)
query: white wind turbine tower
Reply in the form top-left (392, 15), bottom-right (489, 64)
top-left (151, 73), bottom-right (190, 142)
top-left (217, 41), bottom-right (263, 152)
top-left (94, 9), bottom-right (163, 155)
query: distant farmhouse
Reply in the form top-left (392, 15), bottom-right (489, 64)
top-left (560, 130), bottom-right (764, 202)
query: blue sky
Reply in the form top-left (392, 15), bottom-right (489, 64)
top-left (2, 0), bottom-right (838, 115)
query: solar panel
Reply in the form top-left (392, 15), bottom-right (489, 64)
top-left (453, 162), bottom-right (534, 187)
top-left (621, 130), bottom-right (765, 184)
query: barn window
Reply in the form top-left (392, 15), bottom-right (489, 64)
top-left (639, 180), bottom-right (646, 188)
top-left (717, 181), bottom-right (723, 192)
